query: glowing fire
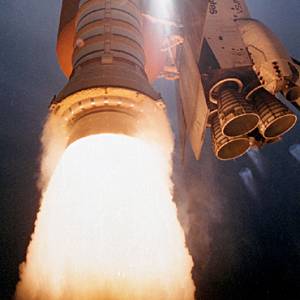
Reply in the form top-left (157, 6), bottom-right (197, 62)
top-left (16, 134), bottom-right (195, 300)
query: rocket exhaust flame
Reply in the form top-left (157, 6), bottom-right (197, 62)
top-left (15, 111), bottom-right (195, 300)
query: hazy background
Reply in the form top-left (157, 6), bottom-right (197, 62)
top-left (0, 1), bottom-right (299, 299)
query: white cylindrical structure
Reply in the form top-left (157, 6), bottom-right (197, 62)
top-left (237, 18), bottom-right (294, 94)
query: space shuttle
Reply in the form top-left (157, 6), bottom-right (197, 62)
top-left (53, 0), bottom-right (300, 160)
top-left (170, 0), bottom-right (300, 160)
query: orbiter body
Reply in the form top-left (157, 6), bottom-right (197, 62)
top-left (52, 0), bottom-right (300, 160)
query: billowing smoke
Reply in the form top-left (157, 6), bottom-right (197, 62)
top-left (238, 167), bottom-right (257, 197)
top-left (156, 80), bottom-right (223, 286)
top-left (37, 114), bottom-right (68, 190)
top-left (289, 144), bottom-right (300, 162)
top-left (15, 104), bottom-right (195, 300)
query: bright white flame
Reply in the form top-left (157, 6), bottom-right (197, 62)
top-left (146, 0), bottom-right (177, 23)
top-left (16, 134), bottom-right (195, 300)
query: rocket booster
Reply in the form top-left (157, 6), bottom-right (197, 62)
top-left (52, 0), bottom-right (167, 146)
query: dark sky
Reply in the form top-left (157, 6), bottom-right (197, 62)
top-left (0, 1), bottom-right (300, 300)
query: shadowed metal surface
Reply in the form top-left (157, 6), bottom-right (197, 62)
top-left (254, 89), bottom-right (297, 138)
top-left (218, 88), bottom-right (259, 137)
top-left (211, 115), bottom-right (250, 160)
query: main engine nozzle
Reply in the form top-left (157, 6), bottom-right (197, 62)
top-left (211, 114), bottom-right (250, 160)
top-left (52, 0), bottom-right (166, 146)
top-left (254, 89), bottom-right (297, 139)
top-left (218, 87), bottom-right (260, 137)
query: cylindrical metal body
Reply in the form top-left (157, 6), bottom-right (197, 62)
top-left (53, 0), bottom-right (167, 146)
top-left (57, 0), bottom-right (80, 77)
top-left (254, 89), bottom-right (297, 139)
top-left (218, 88), bottom-right (259, 137)
top-left (56, 0), bottom-right (158, 102)
top-left (74, 0), bottom-right (144, 70)
top-left (56, 0), bottom-right (168, 82)
top-left (211, 115), bottom-right (250, 160)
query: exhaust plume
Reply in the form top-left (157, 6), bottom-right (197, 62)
top-left (239, 167), bottom-right (257, 197)
top-left (15, 108), bottom-right (195, 300)
top-left (247, 149), bottom-right (265, 176)
top-left (289, 144), bottom-right (300, 162)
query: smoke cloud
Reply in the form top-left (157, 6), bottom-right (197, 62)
top-left (37, 114), bottom-right (68, 190)
top-left (156, 80), bottom-right (224, 285)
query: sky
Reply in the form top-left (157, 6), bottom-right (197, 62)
top-left (0, 1), bottom-right (300, 299)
